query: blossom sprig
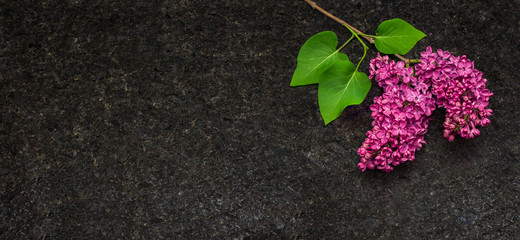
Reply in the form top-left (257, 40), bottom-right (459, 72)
top-left (415, 47), bottom-right (493, 141)
top-left (358, 48), bottom-right (494, 172)
top-left (358, 54), bottom-right (436, 172)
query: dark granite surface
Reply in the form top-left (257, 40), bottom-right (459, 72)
top-left (1, 0), bottom-right (519, 239)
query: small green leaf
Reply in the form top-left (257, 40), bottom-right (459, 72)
top-left (318, 61), bottom-right (371, 125)
top-left (291, 31), bottom-right (349, 86)
top-left (374, 18), bottom-right (426, 55)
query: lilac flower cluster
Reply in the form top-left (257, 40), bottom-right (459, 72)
top-left (358, 47), bottom-right (493, 173)
top-left (358, 53), bottom-right (436, 173)
top-left (415, 46), bottom-right (493, 141)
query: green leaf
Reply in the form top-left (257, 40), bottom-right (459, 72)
top-left (291, 31), bottom-right (349, 86)
top-left (318, 61), bottom-right (371, 125)
top-left (374, 18), bottom-right (426, 55)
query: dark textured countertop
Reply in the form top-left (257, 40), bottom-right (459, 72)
top-left (1, 1), bottom-right (519, 239)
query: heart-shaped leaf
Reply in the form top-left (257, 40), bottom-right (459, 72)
top-left (374, 18), bottom-right (426, 55)
top-left (291, 31), bottom-right (349, 86)
top-left (318, 61), bottom-right (371, 125)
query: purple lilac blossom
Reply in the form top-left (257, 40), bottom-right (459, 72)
top-left (415, 46), bottom-right (493, 141)
top-left (358, 53), bottom-right (436, 173)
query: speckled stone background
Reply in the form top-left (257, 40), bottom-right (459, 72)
top-left (1, 0), bottom-right (519, 239)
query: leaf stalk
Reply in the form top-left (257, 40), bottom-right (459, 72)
top-left (303, 0), bottom-right (415, 65)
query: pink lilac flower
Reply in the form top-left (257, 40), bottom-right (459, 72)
top-left (415, 46), bottom-right (493, 141)
top-left (358, 54), bottom-right (436, 173)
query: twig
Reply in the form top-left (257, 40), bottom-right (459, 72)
top-left (303, 0), bottom-right (412, 65)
